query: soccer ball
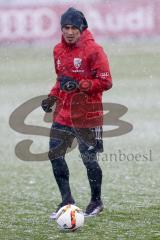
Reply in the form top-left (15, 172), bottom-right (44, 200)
top-left (56, 204), bottom-right (84, 231)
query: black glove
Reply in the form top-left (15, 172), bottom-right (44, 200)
top-left (41, 96), bottom-right (56, 112)
top-left (58, 75), bottom-right (79, 92)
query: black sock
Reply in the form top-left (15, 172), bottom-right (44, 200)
top-left (82, 153), bottom-right (102, 202)
top-left (50, 157), bottom-right (74, 203)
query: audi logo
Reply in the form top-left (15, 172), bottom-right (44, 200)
top-left (0, 8), bottom-right (58, 39)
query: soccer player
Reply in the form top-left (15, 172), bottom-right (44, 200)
top-left (41, 7), bottom-right (112, 218)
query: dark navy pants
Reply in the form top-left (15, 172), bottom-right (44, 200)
top-left (48, 122), bottom-right (103, 203)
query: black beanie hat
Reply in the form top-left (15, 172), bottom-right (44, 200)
top-left (61, 7), bottom-right (88, 32)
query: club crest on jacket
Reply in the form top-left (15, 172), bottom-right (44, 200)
top-left (74, 58), bottom-right (82, 69)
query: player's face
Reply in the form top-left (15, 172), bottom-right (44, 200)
top-left (62, 25), bottom-right (81, 44)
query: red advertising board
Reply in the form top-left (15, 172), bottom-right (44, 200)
top-left (0, 0), bottom-right (160, 43)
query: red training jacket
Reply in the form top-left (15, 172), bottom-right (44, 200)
top-left (49, 29), bottom-right (112, 128)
